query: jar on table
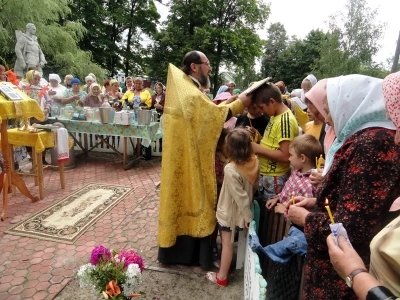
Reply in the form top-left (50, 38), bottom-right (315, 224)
top-left (64, 104), bottom-right (75, 119)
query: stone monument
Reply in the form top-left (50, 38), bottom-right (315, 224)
top-left (14, 23), bottom-right (47, 78)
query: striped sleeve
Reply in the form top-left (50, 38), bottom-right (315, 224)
top-left (280, 111), bottom-right (292, 138)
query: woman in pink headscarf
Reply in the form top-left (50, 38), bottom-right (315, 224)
top-left (213, 92), bottom-right (237, 129)
top-left (304, 79), bottom-right (336, 185)
top-left (305, 79), bottom-right (336, 155)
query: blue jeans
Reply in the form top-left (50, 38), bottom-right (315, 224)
top-left (249, 226), bottom-right (307, 263)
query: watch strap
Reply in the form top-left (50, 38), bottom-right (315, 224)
top-left (347, 269), bottom-right (368, 288)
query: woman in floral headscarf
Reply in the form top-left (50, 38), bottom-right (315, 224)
top-left (383, 71), bottom-right (400, 145)
top-left (287, 74), bottom-right (400, 300)
top-left (325, 71), bottom-right (400, 300)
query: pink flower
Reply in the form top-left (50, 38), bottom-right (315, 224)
top-left (90, 245), bottom-right (112, 265)
top-left (118, 249), bottom-right (144, 271)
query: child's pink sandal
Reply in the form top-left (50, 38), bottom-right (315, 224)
top-left (206, 272), bottom-right (228, 287)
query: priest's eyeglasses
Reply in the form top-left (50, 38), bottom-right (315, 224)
top-left (197, 61), bottom-right (210, 66)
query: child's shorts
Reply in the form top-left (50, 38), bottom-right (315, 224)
top-left (217, 222), bottom-right (243, 232)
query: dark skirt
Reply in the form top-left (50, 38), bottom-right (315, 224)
top-left (158, 235), bottom-right (212, 270)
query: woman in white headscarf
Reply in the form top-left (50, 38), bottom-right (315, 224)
top-left (300, 74), bottom-right (317, 104)
top-left (48, 74), bottom-right (66, 105)
top-left (287, 74), bottom-right (400, 300)
top-left (83, 75), bottom-right (95, 93)
top-left (289, 74), bottom-right (318, 131)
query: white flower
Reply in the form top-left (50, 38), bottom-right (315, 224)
top-left (77, 263), bottom-right (96, 288)
top-left (121, 264), bottom-right (142, 297)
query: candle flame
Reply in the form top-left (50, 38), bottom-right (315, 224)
top-left (325, 198), bottom-right (329, 205)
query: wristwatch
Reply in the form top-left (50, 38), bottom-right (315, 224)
top-left (346, 269), bottom-right (368, 288)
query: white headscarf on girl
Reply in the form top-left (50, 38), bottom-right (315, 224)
top-left (300, 74), bottom-right (318, 103)
top-left (323, 74), bottom-right (396, 175)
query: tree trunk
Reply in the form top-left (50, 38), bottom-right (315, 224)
top-left (391, 31), bottom-right (400, 73)
top-left (187, 0), bottom-right (195, 35)
top-left (212, 38), bottom-right (223, 97)
top-left (124, 0), bottom-right (138, 75)
top-left (110, 21), bottom-right (117, 76)
top-left (125, 27), bottom-right (133, 75)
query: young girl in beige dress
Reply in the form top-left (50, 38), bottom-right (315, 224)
top-left (206, 128), bottom-right (260, 287)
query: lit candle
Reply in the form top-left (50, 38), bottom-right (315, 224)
top-left (291, 192), bottom-right (295, 205)
top-left (317, 155), bottom-right (325, 170)
top-left (324, 198), bottom-right (335, 224)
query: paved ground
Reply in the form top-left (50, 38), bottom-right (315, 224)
top-left (0, 152), bottom-right (243, 300)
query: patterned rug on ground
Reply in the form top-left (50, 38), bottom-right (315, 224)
top-left (5, 183), bottom-right (133, 244)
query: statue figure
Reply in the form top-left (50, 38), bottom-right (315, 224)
top-left (14, 23), bottom-right (47, 78)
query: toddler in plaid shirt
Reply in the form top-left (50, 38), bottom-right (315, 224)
top-left (266, 134), bottom-right (323, 214)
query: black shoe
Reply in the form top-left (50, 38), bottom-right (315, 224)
top-left (42, 160), bottom-right (50, 166)
top-left (14, 162), bottom-right (19, 170)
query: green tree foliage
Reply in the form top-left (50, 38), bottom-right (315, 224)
top-left (0, 0), bottom-right (106, 81)
top-left (261, 26), bottom-right (328, 90)
top-left (312, 0), bottom-right (386, 78)
top-left (68, 0), bottom-right (160, 76)
top-left (260, 22), bottom-right (288, 80)
top-left (231, 64), bottom-right (260, 91)
top-left (147, 0), bottom-right (270, 94)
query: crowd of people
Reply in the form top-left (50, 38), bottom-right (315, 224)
top-left (2, 50), bottom-right (400, 299)
top-left (156, 50), bottom-right (400, 300)
top-left (0, 66), bottom-right (167, 166)
top-left (0, 66), bottom-right (167, 113)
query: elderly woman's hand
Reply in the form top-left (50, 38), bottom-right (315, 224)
top-left (327, 235), bottom-right (366, 280)
top-left (287, 205), bottom-right (310, 227)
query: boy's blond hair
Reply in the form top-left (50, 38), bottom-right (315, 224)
top-left (290, 134), bottom-right (322, 167)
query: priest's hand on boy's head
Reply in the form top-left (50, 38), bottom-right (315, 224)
top-left (238, 92), bottom-right (252, 107)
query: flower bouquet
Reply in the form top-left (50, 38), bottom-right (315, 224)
top-left (77, 245), bottom-right (144, 299)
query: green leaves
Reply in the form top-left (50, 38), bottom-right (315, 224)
top-left (312, 0), bottom-right (386, 78)
top-left (0, 0), bottom-right (106, 80)
top-left (147, 0), bottom-right (270, 93)
top-left (259, 0), bottom-right (388, 90)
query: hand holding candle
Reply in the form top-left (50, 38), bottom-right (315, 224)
top-left (324, 199), bottom-right (352, 246)
top-left (324, 198), bottom-right (335, 224)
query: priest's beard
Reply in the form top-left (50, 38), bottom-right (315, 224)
top-left (199, 73), bottom-right (210, 89)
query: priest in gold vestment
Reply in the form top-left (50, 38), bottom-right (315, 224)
top-left (157, 51), bottom-right (251, 269)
